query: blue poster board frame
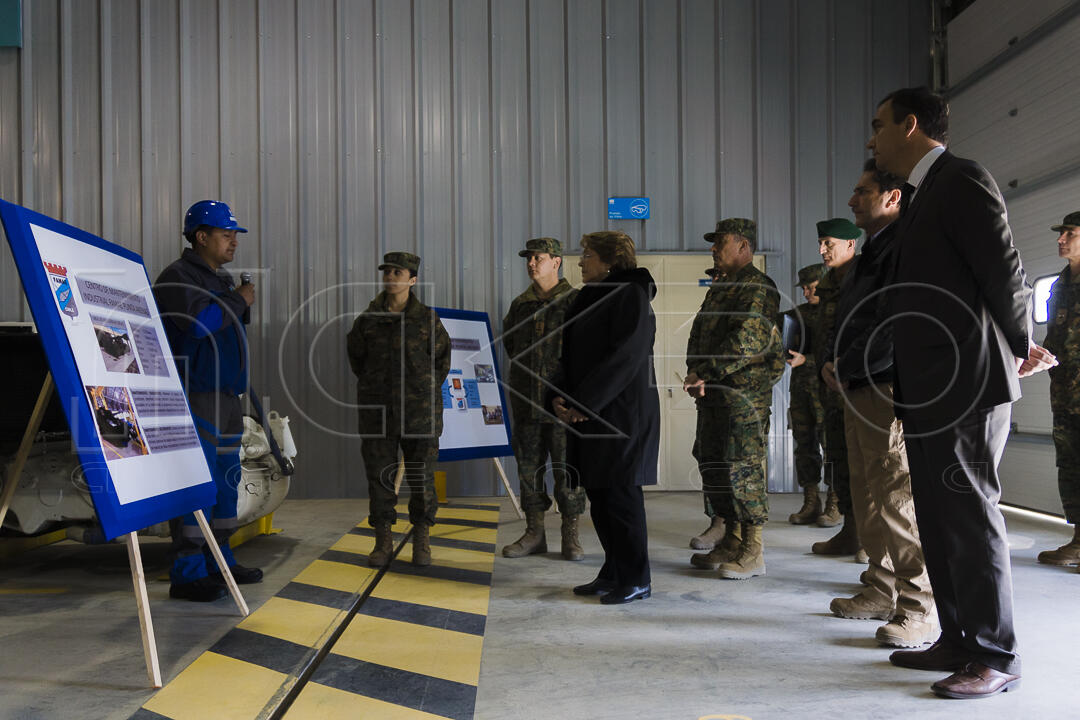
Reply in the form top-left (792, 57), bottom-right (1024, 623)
top-left (0, 198), bottom-right (217, 540)
top-left (434, 307), bottom-right (514, 462)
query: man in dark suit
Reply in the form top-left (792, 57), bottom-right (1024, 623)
top-left (867, 86), bottom-right (1056, 699)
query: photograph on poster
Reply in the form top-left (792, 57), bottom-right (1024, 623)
top-left (474, 363), bottom-right (495, 383)
top-left (86, 385), bottom-right (149, 459)
top-left (91, 314), bottom-right (140, 374)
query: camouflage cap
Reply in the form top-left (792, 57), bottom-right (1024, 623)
top-left (704, 218), bottom-right (756, 244)
top-left (518, 237), bottom-right (563, 257)
top-left (816, 218), bottom-right (861, 240)
top-left (378, 251), bottom-right (421, 273)
top-left (796, 263), bottom-right (827, 286)
top-left (1051, 212), bottom-right (1080, 232)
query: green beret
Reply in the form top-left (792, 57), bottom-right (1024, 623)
top-left (378, 251), bottom-right (421, 273)
top-left (1051, 212), bottom-right (1080, 232)
top-left (518, 237), bottom-right (563, 257)
top-left (816, 218), bottom-right (861, 240)
top-left (705, 218), bottom-right (756, 245)
top-left (796, 263), bottom-right (827, 286)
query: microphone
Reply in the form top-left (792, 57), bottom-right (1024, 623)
top-left (240, 272), bottom-right (253, 285)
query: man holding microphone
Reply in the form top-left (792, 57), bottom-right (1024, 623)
top-left (154, 200), bottom-right (261, 602)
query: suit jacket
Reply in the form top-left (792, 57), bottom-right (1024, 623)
top-left (890, 150), bottom-right (1032, 430)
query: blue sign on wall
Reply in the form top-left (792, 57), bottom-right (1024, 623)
top-left (608, 197), bottom-right (650, 220)
top-left (0, 0), bottom-right (21, 47)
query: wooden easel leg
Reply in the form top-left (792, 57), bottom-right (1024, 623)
top-left (125, 532), bottom-right (162, 688)
top-left (492, 457), bottom-right (524, 519)
top-left (392, 456), bottom-right (405, 495)
top-left (0, 373), bottom-right (55, 530)
top-left (194, 509), bottom-right (249, 617)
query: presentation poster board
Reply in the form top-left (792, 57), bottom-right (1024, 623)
top-left (0, 199), bottom-right (217, 540)
top-left (435, 308), bottom-right (513, 462)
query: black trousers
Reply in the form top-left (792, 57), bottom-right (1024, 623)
top-left (904, 403), bottom-right (1020, 675)
top-left (586, 484), bottom-right (650, 587)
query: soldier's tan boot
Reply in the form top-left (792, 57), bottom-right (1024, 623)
top-left (501, 509), bottom-right (547, 558)
top-left (411, 524), bottom-right (432, 567)
top-left (1037, 525), bottom-right (1080, 566)
top-left (691, 522), bottom-right (742, 569)
top-left (717, 523), bottom-right (765, 580)
top-left (811, 513), bottom-right (860, 555)
top-left (561, 514), bottom-right (585, 561)
top-left (816, 489), bottom-right (842, 527)
top-left (789, 486), bottom-right (822, 525)
top-left (367, 523), bottom-right (394, 567)
top-left (690, 516), bottom-right (726, 550)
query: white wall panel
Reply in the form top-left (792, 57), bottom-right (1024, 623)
top-left (948, 0), bottom-right (1079, 515)
top-left (947, 0), bottom-right (1072, 84)
top-left (949, 12), bottom-right (1080, 192)
top-left (0, 0), bottom-right (929, 498)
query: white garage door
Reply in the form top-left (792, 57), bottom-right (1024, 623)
top-left (948, 0), bottom-right (1080, 515)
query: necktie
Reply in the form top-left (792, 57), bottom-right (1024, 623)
top-left (900, 182), bottom-right (915, 216)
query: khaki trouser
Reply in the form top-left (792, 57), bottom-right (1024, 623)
top-left (844, 382), bottom-right (934, 619)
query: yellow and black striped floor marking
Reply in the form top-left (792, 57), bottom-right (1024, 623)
top-left (130, 502), bottom-right (499, 720)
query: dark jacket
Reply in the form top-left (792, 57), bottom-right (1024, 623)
top-left (549, 267), bottom-right (660, 489)
top-left (826, 222), bottom-right (900, 389)
top-left (346, 292), bottom-right (451, 438)
top-left (890, 150), bottom-right (1032, 428)
top-left (153, 248), bottom-right (250, 395)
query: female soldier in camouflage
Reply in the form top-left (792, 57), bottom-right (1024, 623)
top-left (346, 252), bottom-right (451, 567)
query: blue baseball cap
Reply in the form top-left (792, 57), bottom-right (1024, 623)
top-left (183, 200), bottom-right (248, 234)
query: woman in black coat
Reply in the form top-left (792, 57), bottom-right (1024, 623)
top-left (550, 230), bottom-right (660, 604)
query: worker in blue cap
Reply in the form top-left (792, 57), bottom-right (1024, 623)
top-left (153, 200), bottom-right (262, 601)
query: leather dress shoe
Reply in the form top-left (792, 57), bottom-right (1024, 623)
top-left (573, 577), bottom-right (616, 596)
top-left (889, 641), bottom-right (969, 672)
top-left (211, 564), bottom-right (264, 585)
top-left (931, 662), bottom-right (1020, 699)
top-left (600, 584), bottom-right (651, 605)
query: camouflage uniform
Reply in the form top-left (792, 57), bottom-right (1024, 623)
top-left (347, 280), bottom-right (451, 529)
top-left (688, 257), bottom-right (785, 527)
top-left (1043, 264), bottom-right (1080, 524)
top-left (813, 264), bottom-right (853, 517)
top-left (786, 297), bottom-right (825, 490)
top-left (503, 274), bottom-right (586, 515)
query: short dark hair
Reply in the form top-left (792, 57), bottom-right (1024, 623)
top-left (862, 158), bottom-right (904, 193)
top-left (183, 225), bottom-right (210, 245)
top-left (879, 86), bottom-right (949, 144)
top-left (581, 231), bottom-right (637, 271)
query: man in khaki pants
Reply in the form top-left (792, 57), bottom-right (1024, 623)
top-left (821, 159), bottom-right (936, 647)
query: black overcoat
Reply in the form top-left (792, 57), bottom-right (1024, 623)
top-left (549, 267), bottom-right (660, 489)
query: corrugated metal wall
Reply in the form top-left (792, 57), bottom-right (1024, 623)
top-left (0, 0), bottom-right (929, 498)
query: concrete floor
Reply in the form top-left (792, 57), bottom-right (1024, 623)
top-left (476, 492), bottom-right (1080, 720)
top-left (0, 493), bottom-right (1077, 719)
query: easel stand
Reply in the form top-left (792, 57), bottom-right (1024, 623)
top-left (0, 373), bottom-right (248, 689)
top-left (391, 456), bottom-right (523, 519)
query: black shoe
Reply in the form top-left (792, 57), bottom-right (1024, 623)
top-left (170, 577), bottom-right (228, 602)
top-left (573, 577), bottom-right (616, 596)
top-left (889, 641), bottom-right (969, 672)
top-left (600, 584), bottom-right (651, 605)
top-left (210, 564), bottom-right (264, 585)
